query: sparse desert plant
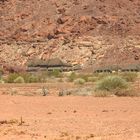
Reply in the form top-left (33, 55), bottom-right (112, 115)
top-left (0, 67), bottom-right (4, 78)
top-left (14, 76), bottom-right (25, 83)
top-left (0, 119), bottom-right (18, 125)
top-left (77, 74), bottom-right (89, 82)
top-left (96, 73), bottom-right (111, 80)
top-left (68, 72), bottom-right (77, 82)
top-left (74, 78), bottom-right (86, 85)
top-left (42, 87), bottom-right (49, 96)
top-left (95, 75), bottom-right (128, 91)
top-left (20, 73), bottom-right (42, 83)
top-left (59, 89), bottom-right (72, 96)
top-left (38, 71), bottom-right (48, 82)
top-left (57, 78), bottom-right (64, 82)
top-left (59, 87), bottom-right (93, 96)
top-left (18, 72), bottom-right (37, 83)
top-left (6, 73), bottom-right (19, 83)
top-left (10, 88), bottom-right (18, 95)
top-left (28, 75), bottom-right (39, 83)
top-left (48, 69), bottom-right (62, 78)
top-left (88, 77), bottom-right (98, 82)
top-left (5, 72), bottom-right (48, 83)
top-left (120, 72), bottom-right (138, 82)
top-left (0, 79), bottom-right (5, 84)
top-left (19, 73), bottom-right (31, 82)
top-left (114, 88), bottom-right (139, 97)
top-left (93, 91), bottom-right (112, 97)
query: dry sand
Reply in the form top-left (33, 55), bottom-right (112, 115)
top-left (0, 95), bottom-right (140, 140)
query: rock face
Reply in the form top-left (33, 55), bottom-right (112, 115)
top-left (0, 0), bottom-right (140, 70)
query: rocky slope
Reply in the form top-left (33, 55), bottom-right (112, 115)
top-left (0, 0), bottom-right (140, 70)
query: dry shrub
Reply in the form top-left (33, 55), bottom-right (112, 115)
top-left (93, 91), bottom-right (112, 97)
top-left (74, 78), bottom-right (86, 85)
top-left (6, 73), bottom-right (19, 83)
top-left (88, 77), bottom-right (98, 82)
top-left (27, 75), bottom-right (39, 83)
top-left (0, 80), bottom-right (4, 83)
top-left (95, 75), bottom-right (128, 91)
top-left (6, 73), bottom-right (42, 83)
top-left (120, 72), bottom-right (138, 82)
top-left (114, 89), bottom-right (139, 97)
top-left (14, 76), bottom-right (25, 83)
top-left (48, 69), bottom-right (62, 78)
top-left (68, 72), bottom-right (77, 82)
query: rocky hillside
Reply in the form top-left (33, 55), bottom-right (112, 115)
top-left (0, 0), bottom-right (140, 70)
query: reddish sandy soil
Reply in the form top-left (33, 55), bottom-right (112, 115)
top-left (0, 83), bottom-right (77, 96)
top-left (0, 95), bottom-right (140, 140)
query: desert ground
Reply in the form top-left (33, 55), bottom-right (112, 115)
top-left (0, 83), bottom-right (140, 140)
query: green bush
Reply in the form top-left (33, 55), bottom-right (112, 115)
top-left (6, 73), bottom-right (19, 83)
top-left (5, 73), bottom-right (42, 83)
top-left (38, 71), bottom-right (48, 82)
top-left (96, 73), bottom-right (111, 80)
top-left (74, 78), bottom-right (86, 85)
top-left (18, 73), bottom-right (30, 82)
top-left (120, 72), bottom-right (138, 82)
top-left (48, 69), bottom-right (62, 78)
top-left (14, 76), bottom-right (25, 83)
top-left (68, 72), bottom-right (77, 82)
top-left (28, 75), bottom-right (39, 83)
top-left (95, 75), bottom-right (128, 91)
